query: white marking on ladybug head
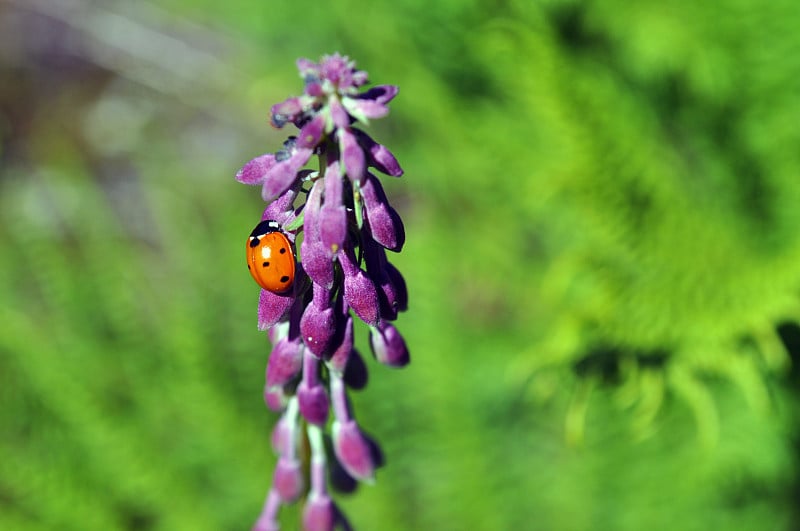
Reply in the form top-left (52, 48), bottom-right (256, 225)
top-left (261, 246), bottom-right (272, 259)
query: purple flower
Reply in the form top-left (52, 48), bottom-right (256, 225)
top-left (299, 284), bottom-right (337, 357)
top-left (297, 349), bottom-right (330, 425)
top-left (236, 53), bottom-right (410, 530)
top-left (265, 336), bottom-right (303, 388)
top-left (370, 320), bottom-right (410, 367)
top-left (339, 246), bottom-right (381, 326)
top-left (332, 420), bottom-right (377, 482)
top-left (361, 173), bottom-right (405, 252)
top-left (302, 494), bottom-right (336, 531)
top-left (318, 162), bottom-right (347, 257)
top-left (353, 129), bottom-right (403, 177)
top-left (273, 456), bottom-right (304, 503)
top-left (300, 181), bottom-right (336, 290)
top-left (327, 316), bottom-right (354, 375)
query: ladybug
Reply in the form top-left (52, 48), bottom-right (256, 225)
top-left (246, 219), bottom-right (296, 294)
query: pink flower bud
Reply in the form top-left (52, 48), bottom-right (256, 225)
top-left (302, 494), bottom-right (335, 531)
top-left (273, 457), bottom-right (303, 503)
top-left (297, 382), bottom-right (330, 426)
top-left (369, 320), bottom-right (409, 367)
top-left (332, 420), bottom-right (376, 482)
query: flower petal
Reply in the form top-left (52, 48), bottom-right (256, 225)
top-left (343, 97), bottom-right (389, 122)
top-left (384, 260), bottom-right (408, 313)
top-left (300, 294), bottom-right (337, 357)
top-left (302, 494), bottom-right (336, 531)
top-left (258, 288), bottom-right (294, 330)
top-left (297, 381), bottom-right (330, 425)
top-left (296, 113), bottom-right (326, 149)
top-left (357, 84), bottom-right (399, 105)
top-left (369, 320), bottom-right (409, 367)
top-left (261, 147), bottom-right (313, 203)
top-left (338, 247), bottom-right (380, 326)
top-left (364, 239), bottom-right (400, 320)
top-left (273, 457), bottom-right (304, 503)
top-left (265, 337), bottom-right (303, 388)
top-left (338, 128), bottom-right (365, 183)
top-left (263, 385), bottom-right (288, 412)
top-left (236, 153), bottom-right (276, 185)
top-left (261, 180), bottom-right (301, 227)
top-left (328, 316), bottom-right (353, 375)
top-left (328, 97), bottom-right (351, 130)
top-left (301, 181), bottom-right (336, 289)
top-left (270, 96), bottom-right (305, 128)
top-left (353, 129), bottom-right (403, 177)
top-left (361, 174), bottom-right (405, 251)
top-left (319, 169), bottom-right (347, 256)
top-left (332, 420), bottom-right (376, 482)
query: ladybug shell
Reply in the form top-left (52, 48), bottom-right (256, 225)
top-left (247, 220), bottom-right (296, 294)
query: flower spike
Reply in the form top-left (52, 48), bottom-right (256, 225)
top-left (235, 53), bottom-right (410, 530)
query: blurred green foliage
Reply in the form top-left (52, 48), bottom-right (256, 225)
top-left (1, 0), bottom-right (799, 530)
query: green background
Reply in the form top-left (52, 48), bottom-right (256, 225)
top-left (2, 0), bottom-right (799, 529)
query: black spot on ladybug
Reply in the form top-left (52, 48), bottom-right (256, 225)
top-left (280, 276), bottom-right (290, 283)
top-left (280, 247), bottom-right (287, 254)
top-left (247, 265), bottom-right (251, 270)
top-left (249, 238), bottom-right (260, 248)
top-left (263, 262), bottom-right (270, 267)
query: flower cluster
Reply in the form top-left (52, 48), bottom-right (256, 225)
top-left (236, 54), bottom-right (409, 531)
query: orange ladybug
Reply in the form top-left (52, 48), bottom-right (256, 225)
top-left (247, 220), bottom-right (296, 294)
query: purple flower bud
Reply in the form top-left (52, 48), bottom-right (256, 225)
top-left (270, 417), bottom-right (291, 455)
top-left (332, 420), bottom-right (376, 482)
top-left (266, 338), bottom-right (303, 388)
top-left (343, 349), bottom-right (368, 390)
top-left (270, 96), bottom-right (307, 128)
top-left (301, 181), bottom-right (335, 289)
top-left (273, 457), bottom-right (304, 503)
top-left (297, 382), bottom-right (330, 425)
top-left (385, 261), bottom-right (408, 312)
top-left (320, 54), bottom-right (354, 87)
top-left (261, 178), bottom-right (302, 226)
top-left (343, 97), bottom-right (389, 121)
top-left (364, 239), bottom-right (400, 321)
top-left (361, 174), bottom-right (405, 252)
top-left (305, 80), bottom-right (324, 97)
top-left (302, 242), bottom-right (336, 291)
top-left (353, 129), bottom-right (403, 177)
top-left (338, 128), bottom-right (365, 183)
top-left (300, 283), bottom-right (337, 357)
top-left (264, 386), bottom-right (288, 412)
top-left (369, 320), bottom-right (409, 367)
top-left (298, 347), bottom-right (330, 425)
top-left (327, 316), bottom-right (353, 375)
top-left (296, 57), bottom-right (317, 76)
top-left (319, 168), bottom-right (347, 257)
top-left (338, 247), bottom-right (380, 326)
top-left (302, 494), bottom-right (335, 531)
top-left (357, 85), bottom-right (399, 105)
top-left (261, 145), bottom-right (313, 203)
top-left (328, 97), bottom-right (351, 130)
top-left (296, 113), bottom-right (326, 149)
top-left (258, 289), bottom-right (295, 330)
top-left (236, 153), bottom-right (276, 185)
